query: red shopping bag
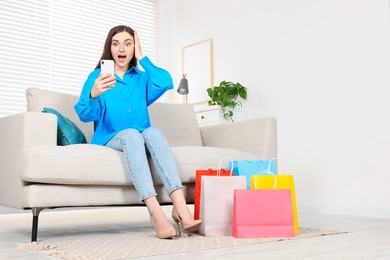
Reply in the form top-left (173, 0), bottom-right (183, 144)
top-left (232, 189), bottom-right (294, 238)
top-left (194, 168), bottom-right (231, 220)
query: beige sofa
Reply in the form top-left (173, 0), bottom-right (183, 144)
top-left (0, 87), bottom-right (277, 242)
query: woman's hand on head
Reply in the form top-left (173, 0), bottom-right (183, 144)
top-left (90, 73), bottom-right (116, 98)
top-left (134, 30), bottom-right (143, 61)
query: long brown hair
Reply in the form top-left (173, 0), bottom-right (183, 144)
top-left (95, 25), bottom-right (137, 69)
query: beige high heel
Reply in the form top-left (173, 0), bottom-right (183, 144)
top-left (149, 216), bottom-right (177, 239)
top-left (172, 207), bottom-right (202, 236)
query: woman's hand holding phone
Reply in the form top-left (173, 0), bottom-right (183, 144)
top-left (90, 59), bottom-right (116, 98)
top-left (90, 73), bottom-right (116, 98)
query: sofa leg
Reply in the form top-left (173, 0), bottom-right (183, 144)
top-left (31, 207), bottom-right (43, 242)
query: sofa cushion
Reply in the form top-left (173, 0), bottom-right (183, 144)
top-left (19, 145), bottom-right (260, 186)
top-left (26, 87), bottom-right (94, 143)
top-left (42, 107), bottom-right (87, 145)
top-left (26, 88), bottom-right (203, 147)
top-left (148, 102), bottom-right (203, 147)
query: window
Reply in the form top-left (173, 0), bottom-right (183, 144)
top-left (0, 0), bottom-right (158, 117)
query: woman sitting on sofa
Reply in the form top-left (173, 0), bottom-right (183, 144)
top-left (74, 25), bottom-right (201, 239)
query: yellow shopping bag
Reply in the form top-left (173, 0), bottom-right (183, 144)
top-left (250, 174), bottom-right (299, 234)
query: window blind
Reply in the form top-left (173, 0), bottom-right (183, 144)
top-left (0, 0), bottom-right (158, 118)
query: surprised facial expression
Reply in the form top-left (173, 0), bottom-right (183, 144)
top-left (111, 31), bottom-right (134, 72)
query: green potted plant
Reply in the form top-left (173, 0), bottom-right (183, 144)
top-left (207, 81), bottom-right (248, 122)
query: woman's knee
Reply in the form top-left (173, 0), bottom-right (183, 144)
top-left (118, 128), bottom-right (144, 146)
top-left (142, 127), bottom-right (170, 150)
top-left (142, 127), bottom-right (164, 140)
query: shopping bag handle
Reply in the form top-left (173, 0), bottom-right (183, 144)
top-left (253, 157), bottom-right (278, 189)
top-left (217, 157), bottom-right (234, 176)
top-left (267, 157), bottom-right (277, 174)
top-left (253, 171), bottom-right (277, 189)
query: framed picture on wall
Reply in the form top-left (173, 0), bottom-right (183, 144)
top-left (182, 38), bottom-right (214, 104)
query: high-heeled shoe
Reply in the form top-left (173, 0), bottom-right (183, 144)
top-left (149, 216), bottom-right (177, 239)
top-left (172, 207), bottom-right (202, 236)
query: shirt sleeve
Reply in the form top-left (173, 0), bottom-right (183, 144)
top-left (74, 70), bottom-right (102, 122)
top-left (139, 56), bottom-right (174, 105)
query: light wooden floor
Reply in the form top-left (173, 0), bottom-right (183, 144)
top-left (0, 206), bottom-right (389, 259)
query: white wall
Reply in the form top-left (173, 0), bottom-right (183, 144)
top-left (159, 0), bottom-right (390, 218)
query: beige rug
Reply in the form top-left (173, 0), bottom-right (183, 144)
top-left (18, 228), bottom-right (345, 259)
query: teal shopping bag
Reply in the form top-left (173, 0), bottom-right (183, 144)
top-left (228, 160), bottom-right (277, 188)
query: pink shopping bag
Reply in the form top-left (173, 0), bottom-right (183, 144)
top-left (232, 189), bottom-right (294, 238)
top-left (194, 169), bottom-right (232, 221)
top-left (250, 174), bottom-right (299, 234)
top-left (199, 176), bottom-right (246, 236)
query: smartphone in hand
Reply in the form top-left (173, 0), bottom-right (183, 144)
top-left (101, 60), bottom-right (115, 76)
top-left (101, 60), bottom-right (115, 88)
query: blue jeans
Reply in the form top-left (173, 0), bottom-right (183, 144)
top-left (105, 127), bottom-right (183, 201)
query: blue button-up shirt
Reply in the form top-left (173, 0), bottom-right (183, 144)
top-left (74, 56), bottom-right (173, 145)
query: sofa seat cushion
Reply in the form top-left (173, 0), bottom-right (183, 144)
top-left (19, 144), bottom-right (260, 186)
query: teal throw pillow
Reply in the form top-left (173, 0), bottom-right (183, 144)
top-left (42, 107), bottom-right (87, 146)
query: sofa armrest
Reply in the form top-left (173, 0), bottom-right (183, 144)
top-left (0, 112), bottom-right (57, 208)
top-left (200, 117), bottom-right (277, 159)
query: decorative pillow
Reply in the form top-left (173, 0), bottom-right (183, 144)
top-left (42, 107), bottom-right (87, 146)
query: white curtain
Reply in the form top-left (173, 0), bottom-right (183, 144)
top-left (0, 0), bottom-right (158, 117)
